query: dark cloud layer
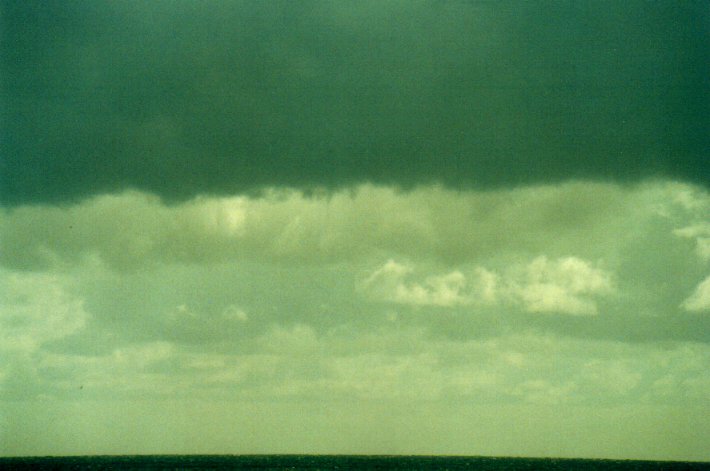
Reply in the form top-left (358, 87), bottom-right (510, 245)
top-left (2, 0), bottom-right (708, 205)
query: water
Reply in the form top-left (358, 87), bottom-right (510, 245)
top-left (0, 455), bottom-right (708, 470)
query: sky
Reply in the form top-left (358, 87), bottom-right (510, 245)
top-left (1, 0), bottom-right (709, 461)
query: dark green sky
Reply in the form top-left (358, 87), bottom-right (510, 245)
top-left (2, 0), bottom-right (708, 205)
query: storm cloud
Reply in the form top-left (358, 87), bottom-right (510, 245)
top-left (2, 0), bottom-right (708, 205)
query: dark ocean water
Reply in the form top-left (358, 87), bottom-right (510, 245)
top-left (0, 455), bottom-right (708, 470)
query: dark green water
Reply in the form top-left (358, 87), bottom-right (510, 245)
top-left (0, 455), bottom-right (708, 470)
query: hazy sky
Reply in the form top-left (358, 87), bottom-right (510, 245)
top-left (1, 0), bottom-right (709, 460)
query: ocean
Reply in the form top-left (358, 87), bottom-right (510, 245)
top-left (0, 455), bottom-right (708, 470)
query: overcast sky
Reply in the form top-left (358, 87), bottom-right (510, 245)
top-left (1, 0), bottom-right (709, 461)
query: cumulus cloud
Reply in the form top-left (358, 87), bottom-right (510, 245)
top-left (0, 270), bottom-right (88, 353)
top-left (362, 256), bottom-right (613, 316)
top-left (222, 305), bottom-right (248, 322)
top-left (674, 224), bottom-right (710, 261)
top-left (513, 256), bottom-right (614, 315)
top-left (682, 276), bottom-right (710, 312)
top-left (0, 179), bottom-right (707, 450)
top-left (1, 181), bottom-right (690, 271)
top-left (1, 180), bottom-right (707, 351)
top-left (23, 326), bottom-right (710, 406)
top-left (361, 260), bottom-right (470, 307)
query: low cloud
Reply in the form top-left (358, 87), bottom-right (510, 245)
top-left (513, 256), bottom-right (614, 316)
top-left (0, 270), bottom-right (87, 353)
top-left (6, 326), bottom-right (709, 406)
top-left (4, 181), bottom-right (701, 271)
top-left (222, 305), bottom-right (248, 323)
top-left (682, 276), bottom-right (710, 312)
top-left (674, 223), bottom-right (710, 261)
top-left (361, 256), bottom-right (613, 316)
top-left (361, 260), bottom-right (469, 307)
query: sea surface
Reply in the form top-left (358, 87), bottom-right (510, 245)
top-left (0, 455), bottom-right (709, 470)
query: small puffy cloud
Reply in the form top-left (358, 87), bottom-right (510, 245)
top-left (222, 305), bottom-right (248, 322)
top-left (513, 256), bottom-right (614, 315)
top-left (681, 276), bottom-right (710, 312)
top-left (170, 304), bottom-right (198, 321)
top-left (361, 260), bottom-right (470, 307)
top-left (0, 270), bottom-right (88, 352)
top-left (362, 256), bottom-right (613, 315)
top-left (674, 223), bottom-right (710, 261)
top-left (669, 185), bottom-right (710, 214)
top-left (167, 303), bottom-right (248, 325)
top-left (108, 342), bottom-right (176, 371)
top-left (472, 267), bottom-right (500, 305)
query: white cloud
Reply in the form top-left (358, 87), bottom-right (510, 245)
top-left (1, 181), bottom-right (707, 276)
top-left (472, 267), bottom-right (500, 304)
top-left (109, 342), bottom-right (175, 370)
top-left (0, 181), bottom-right (646, 270)
top-left (222, 305), bottom-right (248, 322)
top-left (513, 256), bottom-right (614, 315)
top-left (674, 223), bottom-right (710, 261)
top-left (362, 256), bottom-right (613, 315)
top-left (0, 270), bottom-right (87, 352)
top-left (4, 315), bottom-right (709, 407)
top-left (361, 260), bottom-right (470, 307)
top-left (2, 179), bottom-right (709, 415)
top-left (170, 304), bottom-right (198, 320)
top-left (681, 275), bottom-right (710, 312)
